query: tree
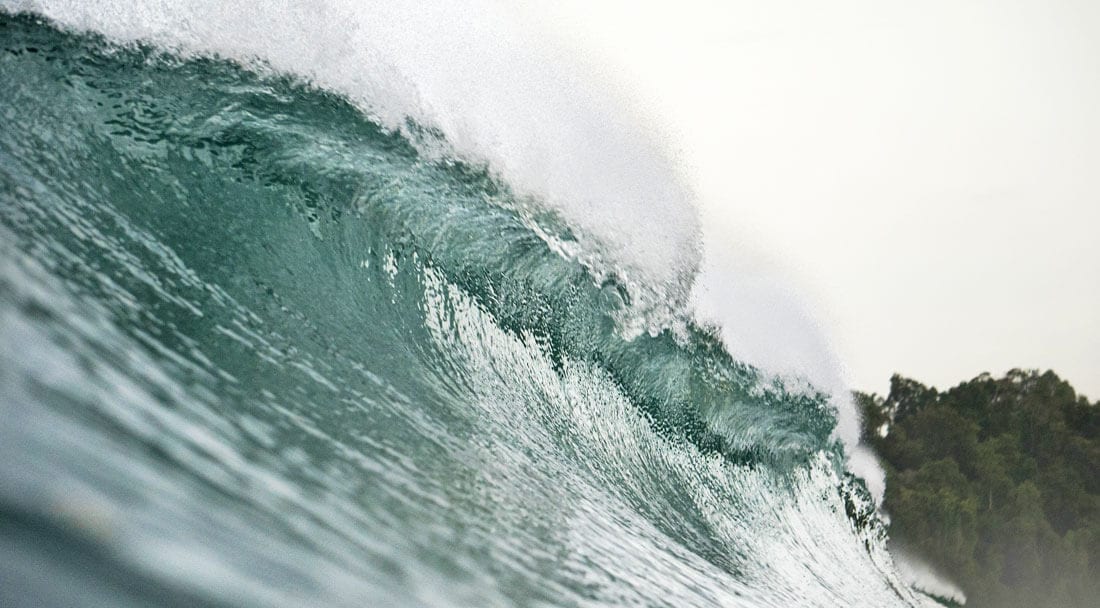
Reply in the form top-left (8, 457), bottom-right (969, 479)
top-left (858, 370), bottom-right (1100, 607)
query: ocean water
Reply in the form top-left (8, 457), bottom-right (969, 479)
top-left (2, 5), bottom-right (936, 607)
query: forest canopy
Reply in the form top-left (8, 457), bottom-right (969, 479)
top-left (857, 369), bottom-right (1100, 608)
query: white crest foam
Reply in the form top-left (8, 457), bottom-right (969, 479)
top-left (893, 547), bottom-right (968, 605)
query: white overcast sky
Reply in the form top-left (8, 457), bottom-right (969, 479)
top-left (525, 0), bottom-right (1100, 398)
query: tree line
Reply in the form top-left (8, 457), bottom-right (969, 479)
top-left (856, 369), bottom-right (1100, 607)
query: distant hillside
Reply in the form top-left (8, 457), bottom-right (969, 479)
top-left (857, 370), bottom-right (1100, 608)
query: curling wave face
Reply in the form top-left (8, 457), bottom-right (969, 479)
top-left (1, 0), bottom-right (703, 332)
top-left (0, 12), bottom-right (928, 608)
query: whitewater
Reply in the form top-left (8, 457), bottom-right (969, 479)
top-left (2, 2), bottom-right (942, 606)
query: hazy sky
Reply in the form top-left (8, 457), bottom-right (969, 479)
top-left (527, 0), bottom-right (1100, 399)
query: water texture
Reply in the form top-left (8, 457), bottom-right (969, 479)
top-left (1, 12), bottom-right (929, 607)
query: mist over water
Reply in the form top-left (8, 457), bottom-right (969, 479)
top-left (2, 3), bottom-right (943, 606)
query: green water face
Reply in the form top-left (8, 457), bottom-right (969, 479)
top-left (0, 14), bottom-right (921, 608)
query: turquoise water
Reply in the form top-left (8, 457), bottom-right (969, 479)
top-left (1, 11), bottom-right (928, 607)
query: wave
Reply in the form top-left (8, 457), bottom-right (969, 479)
top-left (0, 7), bottom-right (935, 607)
top-left (4, 0), bottom-right (700, 331)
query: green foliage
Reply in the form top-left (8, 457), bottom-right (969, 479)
top-left (858, 370), bottom-right (1100, 607)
